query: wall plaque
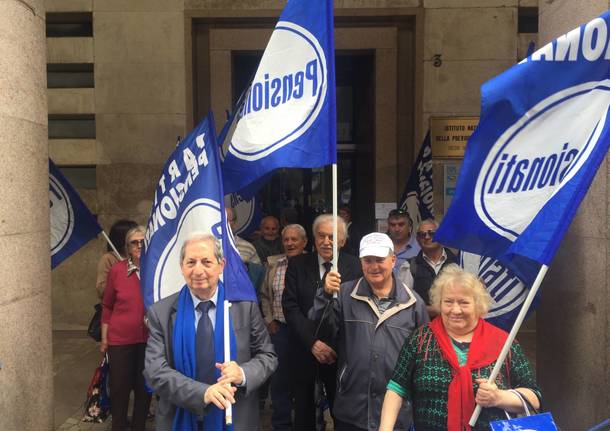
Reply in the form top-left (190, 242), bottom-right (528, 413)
top-left (430, 117), bottom-right (479, 158)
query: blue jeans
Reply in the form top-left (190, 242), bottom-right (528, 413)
top-left (270, 322), bottom-right (293, 431)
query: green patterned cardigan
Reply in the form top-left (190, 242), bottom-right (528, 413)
top-left (387, 325), bottom-right (541, 431)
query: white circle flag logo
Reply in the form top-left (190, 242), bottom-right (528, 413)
top-left (153, 199), bottom-right (222, 302)
top-left (50, 174), bottom-right (74, 255)
top-left (224, 194), bottom-right (256, 235)
top-left (461, 253), bottom-right (527, 319)
top-left (229, 21), bottom-right (327, 161)
top-left (475, 81), bottom-right (610, 241)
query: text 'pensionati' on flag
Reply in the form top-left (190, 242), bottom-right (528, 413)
top-left (221, 0), bottom-right (337, 194)
top-left (435, 10), bottom-right (610, 287)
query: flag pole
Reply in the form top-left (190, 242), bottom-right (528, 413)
top-left (224, 300), bottom-right (233, 425)
top-left (100, 230), bottom-right (122, 261)
top-left (468, 264), bottom-right (548, 426)
top-left (331, 163), bottom-right (338, 298)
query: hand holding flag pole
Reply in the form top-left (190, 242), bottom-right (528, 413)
top-left (434, 10), bottom-right (610, 427)
top-left (469, 265), bottom-right (548, 426)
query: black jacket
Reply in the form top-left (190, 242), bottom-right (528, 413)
top-left (409, 248), bottom-right (458, 304)
top-left (282, 251), bottom-right (362, 355)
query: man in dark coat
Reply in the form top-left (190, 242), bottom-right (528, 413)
top-left (313, 232), bottom-right (429, 431)
top-left (282, 214), bottom-right (362, 431)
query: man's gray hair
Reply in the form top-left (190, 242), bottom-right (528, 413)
top-left (418, 218), bottom-right (439, 230)
top-left (179, 231), bottom-right (223, 263)
top-left (282, 223), bottom-right (307, 240)
top-left (312, 214), bottom-right (346, 238)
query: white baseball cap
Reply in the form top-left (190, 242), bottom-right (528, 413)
top-left (359, 232), bottom-right (394, 258)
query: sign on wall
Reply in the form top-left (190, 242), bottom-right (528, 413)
top-left (443, 161), bottom-right (462, 213)
top-left (430, 117), bottom-right (479, 158)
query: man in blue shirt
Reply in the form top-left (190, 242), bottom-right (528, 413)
top-left (387, 209), bottom-right (420, 273)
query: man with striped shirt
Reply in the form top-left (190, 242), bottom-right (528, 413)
top-left (260, 224), bottom-right (308, 431)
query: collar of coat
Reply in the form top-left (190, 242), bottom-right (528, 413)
top-left (350, 276), bottom-right (418, 329)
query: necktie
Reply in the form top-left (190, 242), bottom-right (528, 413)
top-left (196, 301), bottom-right (215, 384)
top-left (322, 261), bottom-right (332, 284)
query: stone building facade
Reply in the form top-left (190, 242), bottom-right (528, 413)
top-left (47, 0), bottom-right (537, 328)
top-left (0, 0), bottom-right (608, 430)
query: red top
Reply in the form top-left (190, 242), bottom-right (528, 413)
top-left (101, 260), bottom-right (148, 345)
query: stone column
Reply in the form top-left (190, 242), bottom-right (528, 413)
top-left (537, 1), bottom-right (610, 429)
top-left (0, 1), bottom-right (53, 430)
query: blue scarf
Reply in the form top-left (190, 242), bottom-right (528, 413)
top-left (172, 282), bottom-right (237, 431)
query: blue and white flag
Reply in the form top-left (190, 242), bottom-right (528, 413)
top-left (435, 11), bottom-right (610, 285)
top-left (49, 159), bottom-right (102, 269)
top-left (398, 131), bottom-right (434, 227)
top-left (140, 112), bottom-right (257, 307)
top-left (221, 0), bottom-right (337, 194)
top-left (460, 252), bottom-right (538, 331)
top-left (217, 109), bottom-right (264, 238)
top-left (224, 193), bottom-right (262, 238)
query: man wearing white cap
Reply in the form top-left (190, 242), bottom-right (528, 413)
top-left (311, 232), bottom-right (429, 431)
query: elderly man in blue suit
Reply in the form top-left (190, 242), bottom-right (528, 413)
top-left (144, 232), bottom-right (277, 431)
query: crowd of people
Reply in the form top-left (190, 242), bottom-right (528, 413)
top-left (96, 207), bottom-right (541, 431)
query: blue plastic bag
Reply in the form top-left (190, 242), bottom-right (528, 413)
top-left (490, 412), bottom-right (559, 431)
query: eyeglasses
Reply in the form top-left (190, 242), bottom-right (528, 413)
top-left (129, 239), bottom-right (144, 247)
top-left (416, 230), bottom-right (436, 239)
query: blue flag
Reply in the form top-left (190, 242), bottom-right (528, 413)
top-left (460, 252), bottom-right (539, 331)
top-left (398, 131), bottom-right (434, 226)
top-left (217, 109), bottom-right (264, 238)
top-left (221, 0), bottom-right (337, 194)
top-left (49, 159), bottom-right (102, 269)
top-left (224, 193), bottom-right (263, 239)
top-left (435, 11), bottom-right (610, 285)
top-left (140, 112), bottom-right (257, 307)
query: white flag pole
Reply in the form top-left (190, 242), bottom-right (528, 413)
top-left (331, 163), bottom-right (338, 298)
top-left (101, 230), bottom-right (122, 260)
top-left (468, 264), bottom-right (548, 426)
top-left (224, 300), bottom-right (233, 425)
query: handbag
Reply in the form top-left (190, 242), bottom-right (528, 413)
top-left (489, 389), bottom-right (559, 431)
top-left (87, 303), bottom-right (102, 342)
top-left (82, 354), bottom-right (111, 423)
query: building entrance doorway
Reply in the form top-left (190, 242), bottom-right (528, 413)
top-left (192, 17), bottom-right (418, 239)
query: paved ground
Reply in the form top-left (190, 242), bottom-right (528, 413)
top-left (52, 330), bottom-right (272, 431)
top-left (53, 329), bottom-right (536, 431)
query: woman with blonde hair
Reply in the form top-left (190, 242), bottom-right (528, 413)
top-left (379, 264), bottom-right (541, 431)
